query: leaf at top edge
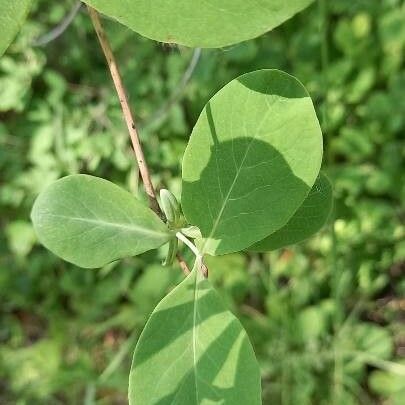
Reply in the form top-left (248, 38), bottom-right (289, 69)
top-left (129, 262), bottom-right (262, 405)
top-left (82, 0), bottom-right (314, 48)
top-left (181, 69), bottom-right (323, 256)
top-left (31, 174), bottom-right (171, 268)
top-left (0, 0), bottom-right (32, 57)
top-left (249, 173), bottom-right (333, 251)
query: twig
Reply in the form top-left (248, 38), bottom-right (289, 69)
top-left (87, 6), bottom-right (160, 215)
top-left (176, 253), bottom-right (191, 275)
top-left (143, 48), bottom-right (202, 130)
top-left (33, 1), bottom-right (82, 47)
top-left (87, 6), bottom-right (191, 275)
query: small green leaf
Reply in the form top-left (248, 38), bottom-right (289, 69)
top-left (31, 175), bottom-right (171, 268)
top-left (160, 188), bottom-right (181, 227)
top-left (0, 0), bottom-right (32, 57)
top-left (160, 189), bottom-right (177, 225)
top-left (129, 262), bottom-right (262, 404)
top-left (182, 70), bottom-right (323, 255)
top-left (82, 0), bottom-right (314, 48)
top-left (250, 173), bottom-right (333, 251)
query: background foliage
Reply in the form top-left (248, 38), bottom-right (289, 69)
top-left (0, 0), bottom-right (404, 404)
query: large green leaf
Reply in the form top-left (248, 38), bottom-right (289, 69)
top-left (250, 173), bottom-right (333, 251)
top-left (182, 70), bottom-right (323, 255)
top-left (31, 175), bottom-right (170, 268)
top-left (83, 0), bottom-right (314, 48)
top-left (0, 0), bottom-right (32, 57)
top-left (129, 262), bottom-right (262, 405)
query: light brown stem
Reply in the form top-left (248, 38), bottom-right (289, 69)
top-left (87, 6), bottom-right (191, 276)
top-left (176, 253), bottom-right (191, 275)
top-left (87, 6), bottom-right (160, 215)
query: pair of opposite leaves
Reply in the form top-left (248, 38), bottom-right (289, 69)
top-left (32, 71), bottom-right (332, 405)
top-left (7, 3), bottom-right (324, 404)
top-left (0, 0), bottom-right (314, 55)
top-left (32, 70), bottom-right (332, 270)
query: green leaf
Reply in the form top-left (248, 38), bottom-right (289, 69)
top-left (369, 366), bottom-right (405, 397)
top-left (250, 173), bottom-right (333, 251)
top-left (182, 70), bottom-right (323, 255)
top-left (83, 0), bottom-right (314, 48)
top-left (0, 0), bottom-right (32, 57)
top-left (0, 339), bottom-right (61, 398)
top-left (31, 174), bottom-right (170, 268)
top-left (5, 220), bottom-right (36, 257)
top-left (129, 262), bottom-right (262, 404)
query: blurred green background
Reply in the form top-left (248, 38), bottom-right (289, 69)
top-left (1, 0), bottom-right (404, 404)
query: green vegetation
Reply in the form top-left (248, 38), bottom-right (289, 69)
top-left (0, 0), bottom-right (404, 404)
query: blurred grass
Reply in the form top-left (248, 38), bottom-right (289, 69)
top-left (0, 0), bottom-right (404, 404)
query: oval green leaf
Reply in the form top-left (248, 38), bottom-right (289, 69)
top-left (83, 0), bottom-right (314, 48)
top-left (129, 262), bottom-right (262, 404)
top-left (182, 69), bottom-right (323, 256)
top-left (31, 175), bottom-right (170, 268)
top-left (0, 0), bottom-right (32, 57)
top-left (250, 173), bottom-right (333, 251)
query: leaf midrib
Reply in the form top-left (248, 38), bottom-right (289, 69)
top-left (43, 213), bottom-right (168, 238)
top-left (192, 269), bottom-right (200, 404)
top-left (201, 93), bottom-right (276, 253)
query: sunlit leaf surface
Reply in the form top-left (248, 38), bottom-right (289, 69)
top-left (83, 0), bottom-right (314, 48)
top-left (31, 175), bottom-right (170, 268)
top-left (0, 0), bottom-right (32, 56)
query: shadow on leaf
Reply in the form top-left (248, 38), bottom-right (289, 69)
top-left (129, 271), bottom-right (261, 404)
top-left (182, 102), bottom-right (310, 255)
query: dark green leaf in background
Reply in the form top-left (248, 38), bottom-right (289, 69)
top-left (31, 175), bottom-right (171, 268)
top-left (182, 70), bottom-right (323, 256)
top-left (82, 0), bottom-right (314, 48)
top-left (0, 0), bottom-right (32, 56)
top-left (250, 173), bottom-right (333, 251)
top-left (129, 262), bottom-right (262, 405)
